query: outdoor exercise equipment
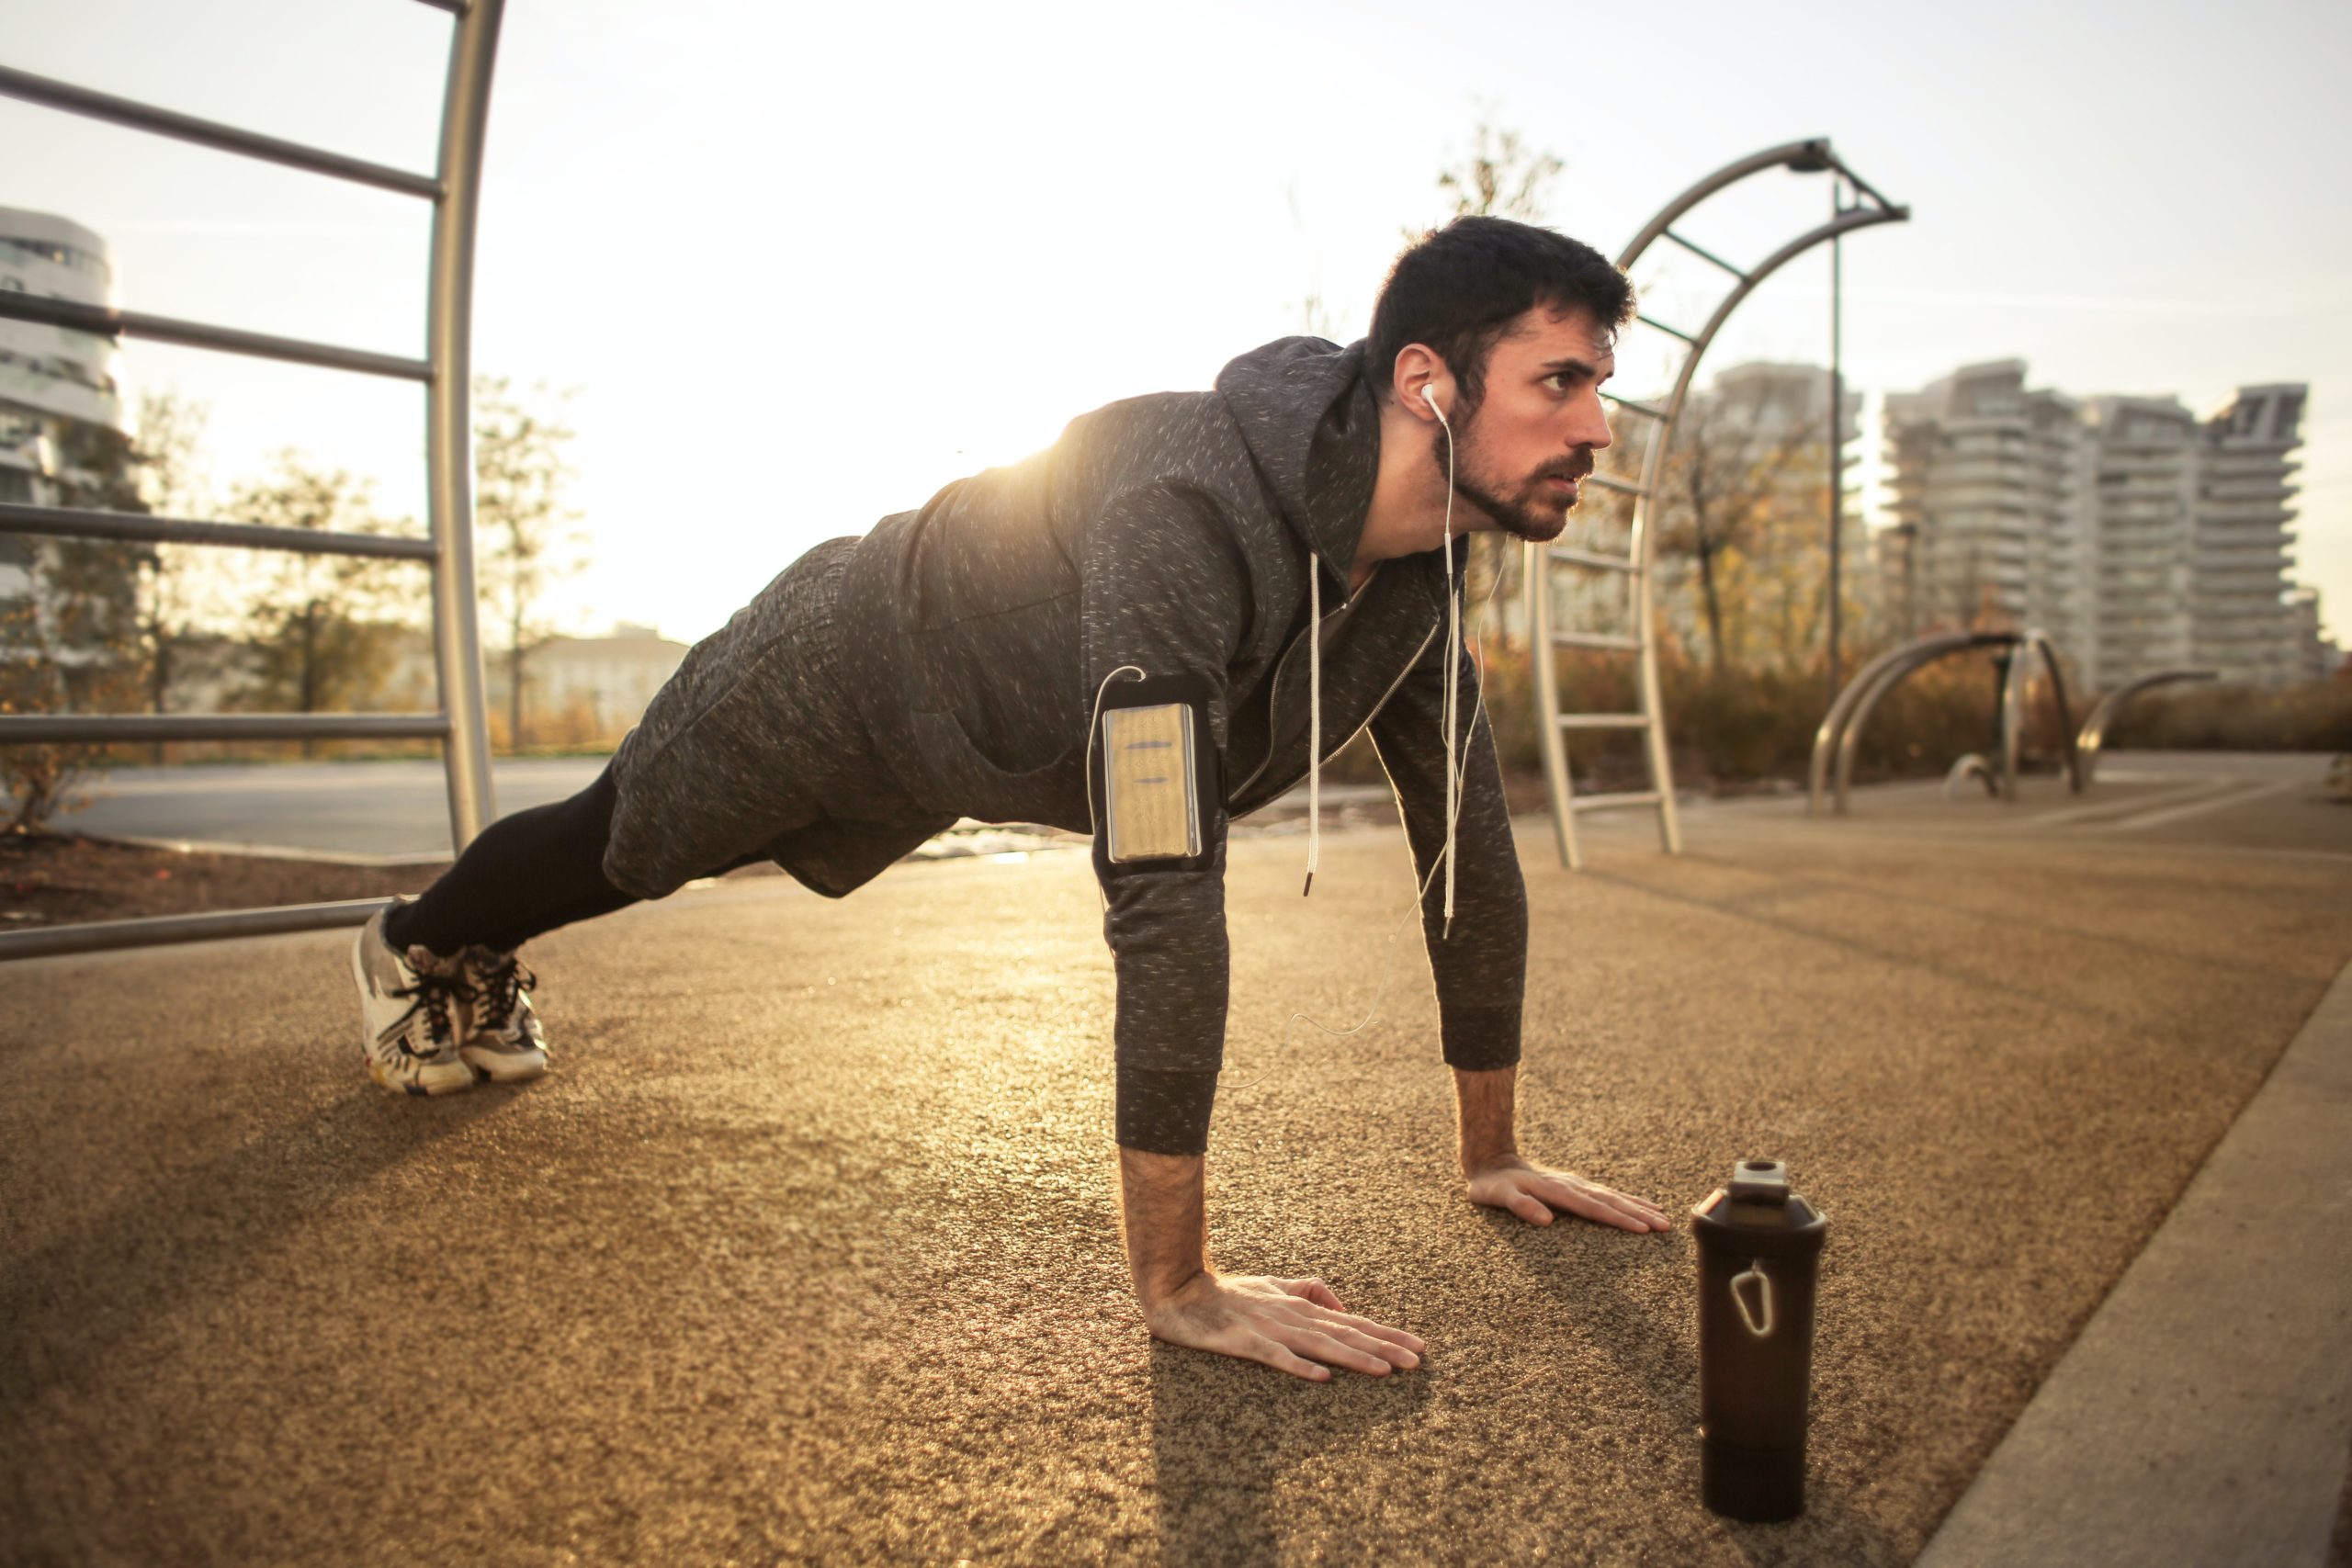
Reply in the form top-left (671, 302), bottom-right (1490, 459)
top-left (1524, 139), bottom-right (1908, 869)
top-left (0, 1), bottom-right (506, 961)
top-left (1809, 627), bottom-right (2213, 814)
top-left (1692, 1158), bottom-right (1829, 1522)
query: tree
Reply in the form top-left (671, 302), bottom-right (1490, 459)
top-left (472, 376), bottom-right (583, 751)
top-left (1435, 119), bottom-right (1564, 231)
top-left (1648, 394), bottom-right (1826, 673)
top-left (0, 422), bottom-right (150, 833)
top-left (127, 390), bottom-right (220, 730)
top-left (225, 456), bottom-right (413, 753)
top-left (1431, 115), bottom-right (1566, 645)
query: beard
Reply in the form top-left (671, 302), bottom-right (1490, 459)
top-left (1433, 414), bottom-right (1596, 545)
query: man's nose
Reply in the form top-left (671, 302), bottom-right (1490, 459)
top-left (1573, 395), bottom-right (1613, 451)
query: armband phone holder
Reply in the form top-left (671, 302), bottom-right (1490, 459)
top-left (1091, 671), bottom-right (1221, 878)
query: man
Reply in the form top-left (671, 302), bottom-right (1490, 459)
top-left (354, 216), bottom-right (1673, 1382)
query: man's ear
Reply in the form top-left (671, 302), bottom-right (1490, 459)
top-left (1391, 344), bottom-right (1452, 424)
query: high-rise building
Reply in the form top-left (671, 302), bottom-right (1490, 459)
top-left (1883, 359), bottom-right (2313, 690)
top-left (1882, 361), bottom-right (2093, 673)
top-left (2193, 384), bottom-right (2306, 686)
top-left (2, 206), bottom-right (129, 632)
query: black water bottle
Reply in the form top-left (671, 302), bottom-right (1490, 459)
top-left (1691, 1158), bottom-right (1829, 1521)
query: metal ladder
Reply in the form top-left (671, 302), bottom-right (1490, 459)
top-left (0, 0), bottom-right (507, 960)
top-left (1524, 138), bottom-right (1908, 869)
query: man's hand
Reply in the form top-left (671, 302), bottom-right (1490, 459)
top-left (1143, 1270), bottom-right (1425, 1383)
top-left (1465, 1155), bottom-right (1672, 1234)
top-left (1119, 1145), bottom-right (1424, 1382)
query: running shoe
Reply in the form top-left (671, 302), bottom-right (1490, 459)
top-left (352, 903), bottom-right (478, 1097)
top-left (460, 944), bottom-right (550, 1083)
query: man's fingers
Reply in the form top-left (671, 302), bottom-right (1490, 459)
top-left (1536, 1178), bottom-right (1670, 1232)
top-left (1280, 1325), bottom-right (1395, 1377)
top-left (1302, 1304), bottom-right (1428, 1357)
top-left (1245, 1333), bottom-right (1332, 1382)
top-left (1507, 1190), bottom-right (1555, 1226)
top-left (1280, 1276), bottom-right (1344, 1312)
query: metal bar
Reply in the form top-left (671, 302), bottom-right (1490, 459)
top-left (1636, 313), bottom-right (1697, 344)
top-left (1829, 633), bottom-right (2017, 814)
top-left (2027, 632), bottom-right (2084, 795)
top-left (1617, 139), bottom-right (1847, 270)
top-left (0, 293), bottom-right (431, 382)
top-left (424, 0), bottom-right (504, 848)
top-left (1558, 714), bottom-right (1650, 729)
top-left (2077, 671), bottom-right (2218, 787)
top-left (1662, 227), bottom-right (1750, 281)
top-left (0, 501), bottom-right (438, 561)
top-left (1571, 790), bottom-right (1663, 811)
top-left (1826, 197), bottom-right (1845, 705)
top-left (1522, 542), bottom-right (1580, 868)
top-left (0, 64), bottom-right (442, 201)
top-left (1549, 545), bottom-right (1641, 575)
top-left (413, 0), bottom-right (470, 12)
top-left (0, 898), bottom-right (391, 964)
top-left (1553, 631), bottom-right (1642, 653)
top-left (1585, 472), bottom-right (1646, 497)
top-left (1601, 392), bottom-right (1670, 422)
top-left (0, 713), bottom-right (449, 744)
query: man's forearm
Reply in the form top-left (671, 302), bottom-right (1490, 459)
top-left (1453, 1065), bottom-right (1520, 1176)
top-left (1118, 1147), bottom-right (1211, 1306)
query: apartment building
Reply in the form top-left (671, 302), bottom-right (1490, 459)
top-left (1883, 360), bottom-right (2313, 690)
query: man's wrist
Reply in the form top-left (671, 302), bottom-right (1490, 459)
top-left (1452, 1064), bottom-right (1520, 1177)
top-left (1118, 1146), bottom-right (1213, 1309)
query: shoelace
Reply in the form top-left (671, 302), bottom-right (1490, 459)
top-left (381, 963), bottom-right (474, 1056)
top-left (468, 949), bottom-right (536, 1035)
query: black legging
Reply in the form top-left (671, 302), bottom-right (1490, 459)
top-left (383, 764), bottom-right (758, 956)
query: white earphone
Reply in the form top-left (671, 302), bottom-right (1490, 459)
top-left (1420, 384), bottom-right (1449, 428)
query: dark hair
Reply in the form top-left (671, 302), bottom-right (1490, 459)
top-left (1365, 216), bottom-right (1634, 412)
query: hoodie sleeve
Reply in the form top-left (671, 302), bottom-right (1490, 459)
top-left (1079, 483), bottom-right (1253, 1156)
top-left (1367, 585), bottom-right (1528, 1073)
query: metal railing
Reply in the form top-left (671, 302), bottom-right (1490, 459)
top-left (1524, 138), bottom-right (1909, 869)
top-left (0, 0), bottom-right (505, 962)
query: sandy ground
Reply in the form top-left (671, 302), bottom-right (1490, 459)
top-left (4, 811), bottom-right (2348, 1565)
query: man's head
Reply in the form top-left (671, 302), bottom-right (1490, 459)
top-left (1367, 217), bottom-right (1634, 542)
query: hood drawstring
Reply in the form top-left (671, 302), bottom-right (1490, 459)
top-left (1303, 408), bottom-right (1466, 942)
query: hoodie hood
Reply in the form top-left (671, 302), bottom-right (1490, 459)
top-left (1214, 336), bottom-right (1382, 586)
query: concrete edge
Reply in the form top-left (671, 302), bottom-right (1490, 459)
top-left (1914, 950), bottom-right (2352, 1567)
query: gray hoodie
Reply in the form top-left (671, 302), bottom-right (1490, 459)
top-left (833, 336), bottom-right (1527, 1154)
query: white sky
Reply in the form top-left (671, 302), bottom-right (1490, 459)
top-left (6, 0), bottom-right (2347, 645)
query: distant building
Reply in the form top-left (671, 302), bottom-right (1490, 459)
top-left (507, 621), bottom-right (689, 737)
top-left (2285, 587), bottom-right (2341, 683)
top-left (1637, 361), bottom-right (1864, 667)
top-left (1883, 359), bottom-right (2313, 690)
top-left (1, 206), bottom-right (131, 669)
top-left (1883, 361), bottom-right (2093, 673)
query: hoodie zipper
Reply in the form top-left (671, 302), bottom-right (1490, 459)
top-left (1230, 606), bottom-right (1439, 807)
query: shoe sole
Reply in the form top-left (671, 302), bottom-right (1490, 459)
top-left (368, 1056), bottom-right (479, 1096)
top-left (463, 1044), bottom-right (549, 1084)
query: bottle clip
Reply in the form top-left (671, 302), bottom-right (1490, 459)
top-left (1731, 1263), bottom-right (1775, 1338)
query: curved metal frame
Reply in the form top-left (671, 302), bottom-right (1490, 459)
top-left (0, 0), bottom-right (505, 961)
top-left (1811, 628), bottom-right (2084, 816)
top-left (1999, 629), bottom-right (2083, 802)
top-left (1527, 139), bottom-right (1909, 869)
top-left (1825, 634), bottom-right (2013, 818)
top-left (2078, 670), bottom-right (2218, 786)
top-left (1820, 632), bottom-right (2011, 814)
top-left (1944, 754), bottom-right (1998, 800)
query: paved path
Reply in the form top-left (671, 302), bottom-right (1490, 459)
top-left (61, 758), bottom-right (615, 861)
top-left (6, 789), bottom-right (2349, 1564)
